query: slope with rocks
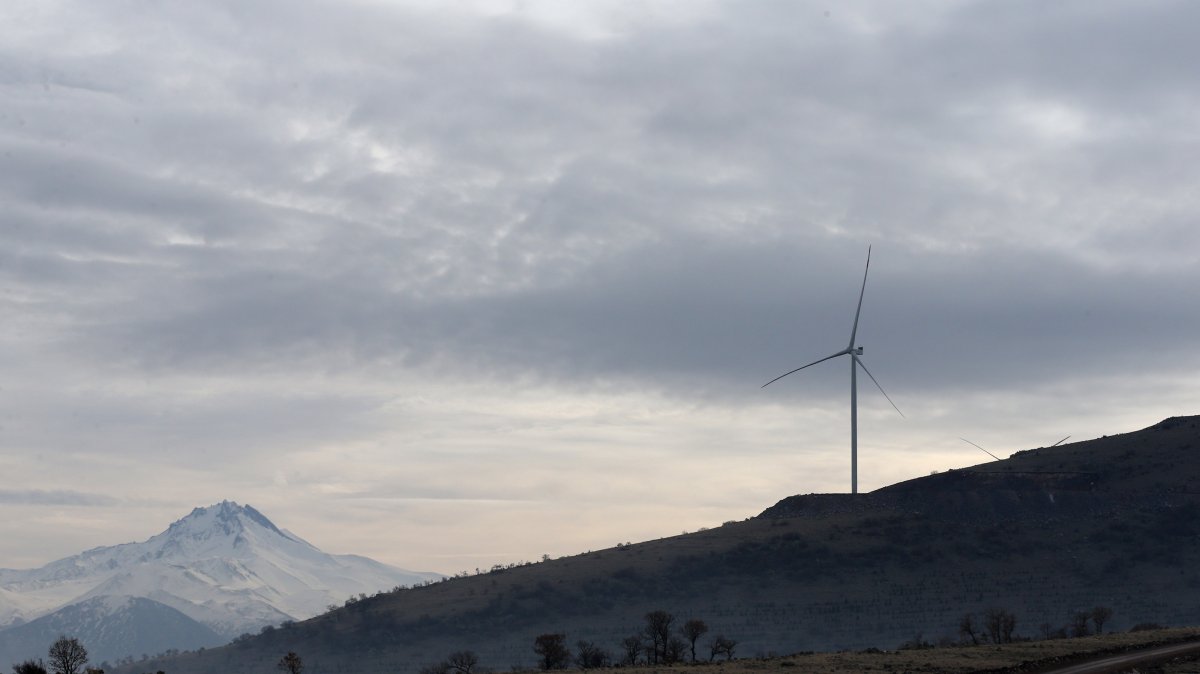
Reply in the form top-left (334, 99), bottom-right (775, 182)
top-left (124, 417), bottom-right (1200, 674)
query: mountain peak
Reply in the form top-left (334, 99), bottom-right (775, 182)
top-left (163, 501), bottom-right (286, 547)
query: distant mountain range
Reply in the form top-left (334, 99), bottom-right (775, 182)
top-left (114, 416), bottom-right (1200, 674)
top-left (0, 501), bottom-right (442, 667)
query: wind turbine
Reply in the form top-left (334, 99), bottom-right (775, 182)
top-left (960, 435), bottom-right (1071, 462)
top-left (960, 438), bottom-right (1002, 462)
top-left (762, 246), bottom-right (903, 494)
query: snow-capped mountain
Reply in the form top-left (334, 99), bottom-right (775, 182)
top-left (0, 502), bottom-right (442, 649)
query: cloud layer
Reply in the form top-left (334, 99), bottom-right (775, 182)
top-left (2, 0), bottom-right (1198, 572)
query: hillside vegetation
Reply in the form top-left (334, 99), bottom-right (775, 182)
top-left (589, 628), bottom-right (1200, 674)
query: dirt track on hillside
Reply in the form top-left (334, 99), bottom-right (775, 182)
top-left (1035, 638), bottom-right (1200, 673)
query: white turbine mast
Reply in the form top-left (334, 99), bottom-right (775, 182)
top-left (762, 246), bottom-right (903, 494)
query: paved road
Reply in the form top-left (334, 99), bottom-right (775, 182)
top-left (1039, 639), bottom-right (1200, 674)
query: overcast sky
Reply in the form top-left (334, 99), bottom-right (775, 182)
top-left (2, 0), bottom-right (1199, 574)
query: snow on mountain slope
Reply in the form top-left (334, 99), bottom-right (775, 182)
top-left (0, 595), bottom-right (225, 667)
top-left (0, 587), bottom-right (34, 627)
top-left (0, 501), bottom-right (443, 637)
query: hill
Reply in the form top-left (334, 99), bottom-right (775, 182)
top-left (120, 416), bottom-right (1200, 674)
top-left (0, 596), bottom-right (223, 667)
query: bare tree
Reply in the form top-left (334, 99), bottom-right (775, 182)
top-left (709, 635), bottom-right (737, 662)
top-left (277, 652), bottom-right (303, 674)
top-left (47, 637), bottom-right (88, 674)
top-left (574, 641), bottom-right (609, 669)
top-left (447, 651), bottom-right (478, 674)
top-left (12, 660), bottom-right (48, 674)
top-left (1070, 611), bottom-right (1091, 638)
top-left (1001, 611), bottom-right (1017, 643)
top-left (664, 637), bottom-right (687, 665)
top-left (681, 619), bottom-right (709, 662)
top-left (959, 613), bottom-right (979, 645)
top-left (1090, 606), bottom-right (1113, 634)
top-left (983, 608), bottom-right (1016, 644)
top-left (620, 635), bottom-right (643, 666)
top-left (643, 610), bottom-right (674, 665)
top-left (533, 634), bottom-right (570, 671)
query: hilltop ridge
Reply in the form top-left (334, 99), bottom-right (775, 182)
top-left (761, 415), bottom-right (1200, 520)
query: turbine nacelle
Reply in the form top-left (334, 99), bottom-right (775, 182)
top-left (854, 347), bottom-right (863, 355)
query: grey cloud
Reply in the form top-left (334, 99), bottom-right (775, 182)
top-left (3, 0), bottom-right (1200, 569)
top-left (65, 230), bottom-right (1200, 407)
top-left (7, 0), bottom-right (1199, 401)
top-left (0, 490), bottom-right (120, 506)
top-left (1, 374), bottom-right (386, 462)
top-left (923, 2), bottom-right (1200, 108)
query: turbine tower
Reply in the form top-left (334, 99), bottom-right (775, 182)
top-left (762, 246), bottom-right (903, 494)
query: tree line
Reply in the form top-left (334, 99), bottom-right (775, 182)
top-left (14, 604), bottom-right (1147, 674)
top-left (951, 605), bottom-right (1115, 648)
top-left (529, 609), bottom-right (738, 670)
top-left (899, 605), bottom-right (1122, 651)
top-left (420, 609), bottom-right (738, 674)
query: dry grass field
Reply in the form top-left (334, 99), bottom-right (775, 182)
top-left (578, 628), bottom-right (1200, 674)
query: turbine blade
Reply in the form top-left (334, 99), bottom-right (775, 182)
top-left (1050, 435), bottom-right (1071, 447)
top-left (854, 356), bottom-right (904, 417)
top-left (848, 245), bottom-right (872, 348)
top-left (762, 349), bottom-right (848, 388)
top-left (960, 437), bottom-right (1002, 462)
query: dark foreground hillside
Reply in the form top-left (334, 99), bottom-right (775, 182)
top-left (578, 628), bottom-right (1200, 674)
top-left (122, 416), bottom-right (1200, 674)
